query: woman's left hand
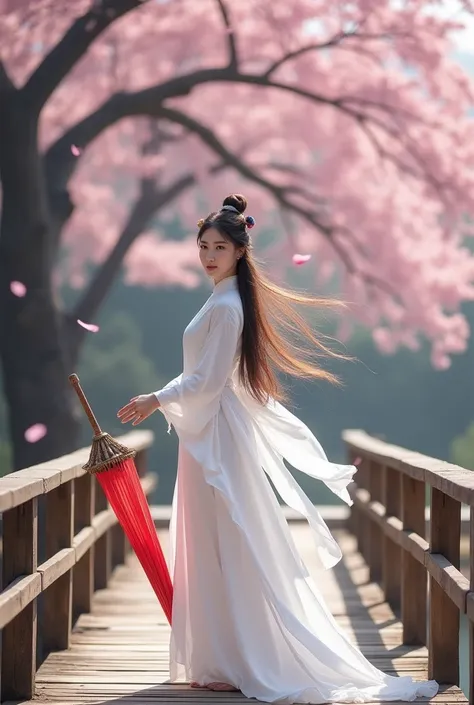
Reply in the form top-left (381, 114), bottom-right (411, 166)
top-left (117, 393), bottom-right (160, 426)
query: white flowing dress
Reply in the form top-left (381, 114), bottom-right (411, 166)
top-left (154, 275), bottom-right (438, 705)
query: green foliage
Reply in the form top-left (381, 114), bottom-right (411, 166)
top-left (76, 310), bottom-right (178, 501)
top-left (0, 379), bottom-right (12, 476)
top-left (2, 259), bottom-right (474, 502)
top-left (451, 423), bottom-right (474, 471)
top-left (94, 272), bottom-right (474, 504)
top-left (0, 441), bottom-right (12, 476)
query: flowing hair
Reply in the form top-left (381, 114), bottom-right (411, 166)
top-left (197, 193), bottom-right (349, 404)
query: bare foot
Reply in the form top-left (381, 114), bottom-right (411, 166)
top-left (190, 682), bottom-right (208, 689)
top-left (207, 682), bottom-right (239, 691)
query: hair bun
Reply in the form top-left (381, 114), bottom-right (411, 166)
top-left (245, 215), bottom-right (256, 229)
top-left (222, 193), bottom-right (247, 214)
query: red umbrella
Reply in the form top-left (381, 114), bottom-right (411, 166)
top-left (69, 374), bottom-right (173, 624)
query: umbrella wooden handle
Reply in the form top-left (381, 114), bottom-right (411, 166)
top-left (69, 373), bottom-right (102, 436)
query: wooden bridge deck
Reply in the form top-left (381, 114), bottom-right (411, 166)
top-left (14, 524), bottom-right (466, 705)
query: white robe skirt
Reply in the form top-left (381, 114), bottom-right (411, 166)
top-left (155, 275), bottom-right (438, 704)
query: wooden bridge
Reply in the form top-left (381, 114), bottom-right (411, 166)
top-left (0, 428), bottom-right (472, 704)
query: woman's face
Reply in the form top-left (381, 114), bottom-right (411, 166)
top-left (199, 227), bottom-right (244, 284)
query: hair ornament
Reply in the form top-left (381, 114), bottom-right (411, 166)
top-left (245, 215), bottom-right (256, 229)
top-left (197, 218), bottom-right (205, 228)
top-left (221, 205), bottom-right (241, 214)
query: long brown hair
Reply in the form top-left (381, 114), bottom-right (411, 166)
top-left (198, 193), bottom-right (349, 404)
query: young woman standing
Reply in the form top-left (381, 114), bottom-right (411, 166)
top-left (118, 194), bottom-right (438, 704)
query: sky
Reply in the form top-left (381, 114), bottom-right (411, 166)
top-left (433, 1), bottom-right (474, 55)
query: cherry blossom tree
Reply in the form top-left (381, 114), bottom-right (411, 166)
top-left (1, 0), bottom-right (474, 469)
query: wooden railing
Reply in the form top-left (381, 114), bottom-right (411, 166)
top-left (343, 429), bottom-right (473, 701)
top-left (0, 429), bottom-right (156, 702)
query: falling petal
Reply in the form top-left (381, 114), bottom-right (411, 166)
top-left (353, 456), bottom-right (362, 466)
top-left (292, 253), bottom-right (312, 266)
top-left (10, 280), bottom-right (27, 297)
top-left (25, 423), bottom-right (47, 443)
top-left (77, 319), bottom-right (100, 333)
top-left (71, 144), bottom-right (81, 156)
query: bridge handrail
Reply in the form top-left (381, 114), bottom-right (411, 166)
top-left (343, 429), bottom-right (472, 700)
top-left (0, 429), bottom-right (155, 703)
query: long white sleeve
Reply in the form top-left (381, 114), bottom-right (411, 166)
top-left (154, 303), bottom-right (242, 435)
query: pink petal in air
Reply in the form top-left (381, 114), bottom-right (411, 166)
top-left (292, 253), bottom-right (312, 266)
top-left (24, 423), bottom-right (47, 443)
top-left (353, 456), bottom-right (362, 466)
top-left (77, 319), bottom-right (100, 333)
top-left (71, 144), bottom-right (81, 156)
top-left (10, 280), bottom-right (27, 297)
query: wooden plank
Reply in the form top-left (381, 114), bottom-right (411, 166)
top-left (0, 573), bottom-right (41, 628)
top-left (73, 473), bottom-right (95, 622)
top-left (112, 523), bottom-right (128, 568)
top-left (368, 460), bottom-right (383, 583)
top-left (41, 482), bottom-right (74, 658)
top-left (94, 481), bottom-right (112, 590)
top-left (401, 475), bottom-right (427, 646)
top-left (428, 488), bottom-right (460, 685)
top-left (343, 430), bottom-right (474, 505)
top-left (0, 476), bottom-right (43, 512)
top-left (0, 431), bottom-right (154, 510)
top-left (28, 525), bottom-right (468, 705)
top-left (424, 553), bottom-right (469, 613)
top-left (1, 497), bottom-right (38, 701)
top-left (73, 526), bottom-right (96, 561)
top-left (38, 548), bottom-right (76, 591)
top-left (470, 505), bottom-right (474, 705)
top-left (350, 485), bottom-right (429, 563)
top-left (382, 466), bottom-right (401, 609)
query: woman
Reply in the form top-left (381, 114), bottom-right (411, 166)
top-left (117, 194), bottom-right (438, 704)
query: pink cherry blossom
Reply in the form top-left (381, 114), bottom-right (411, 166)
top-left (2, 0), bottom-right (474, 366)
top-left (77, 319), bottom-right (100, 333)
top-left (10, 280), bottom-right (27, 297)
top-left (24, 423), bottom-right (47, 443)
top-left (292, 254), bottom-right (312, 266)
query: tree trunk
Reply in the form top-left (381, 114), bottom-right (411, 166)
top-left (0, 91), bottom-right (80, 470)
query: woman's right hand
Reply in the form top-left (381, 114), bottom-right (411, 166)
top-left (117, 393), bottom-right (160, 426)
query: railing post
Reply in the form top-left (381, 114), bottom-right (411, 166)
top-left (357, 457), bottom-right (370, 561)
top-left (346, 449), bottom-right (358, 537)
top-left (428, 488), bottom-right (460, 684)
top-left (94, 478), bottom-right (112, 589)
top-left (112, 523), bottom-right (128, 568)
top-left (401, 475), bottom-right (426, 645)
top-left (135, 447), bottom-right (148, 478)
top-left (382, 466), bottom-right (401, 609)
top-left (73, 473), bottom-right (95, 621)
top-left (368, 460), bottom-right (383, 583)
top-left (41, 482), bottom-right (74, 656)
top-left (470, 505), bottom-right (474, 705)
top-left (2, 497), bottom-right (38, 701)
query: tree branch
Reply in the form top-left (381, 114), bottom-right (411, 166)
top-left (23, 0), bottom-right (146, 113)
top-left (215, 0), bottom-right (238, 70)
top-left (44, 64), bottom-right (399, 195)
top-left (156, 106), bottom-right (353, 272)
top-left (67, 174), bottom-right (193, 362)
top-left (0, 59), bottom-right (15, 94)
top-left (264, 31), bottom-right (398, 78)
top-left (157, 105), bottom-right (404, 300)
top-left (67, 157), bottom-right (228, 362)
